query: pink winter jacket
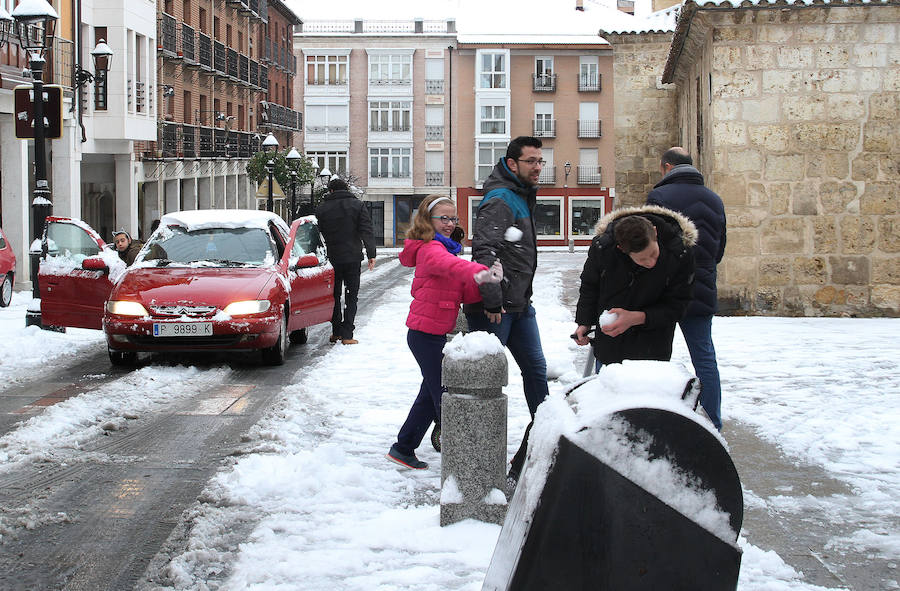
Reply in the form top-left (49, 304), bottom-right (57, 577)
top-left (400, 238), bottom-right (488, 335)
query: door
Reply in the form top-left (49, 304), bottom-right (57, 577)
top-left (286, 219), bottom-right (334, 330)
top-left (39, 218), bottom-right (117, 329)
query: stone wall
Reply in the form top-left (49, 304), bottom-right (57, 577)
top-left (674, 5), bottom-right (900, 317)
top-left (604, 33), bottom-right (680, 208)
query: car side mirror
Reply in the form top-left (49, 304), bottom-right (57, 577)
top-left (293, 254), bottom-right (319, 270)
top-left (81, 257), bottom-right (110, 274)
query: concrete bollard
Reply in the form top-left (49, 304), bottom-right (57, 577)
top-left (568, 238), bottom-right (575, 253)
top-left (440, 333), bottom-right (508, 526)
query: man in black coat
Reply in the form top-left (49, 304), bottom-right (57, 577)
top-left (573, 206), bottom-right (696, 367)
top-left (647, 147), bottom-right (727, 430)
top-left (315, 178), bottom-right (376, 345)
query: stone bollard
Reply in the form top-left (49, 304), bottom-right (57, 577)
top-left (440, 332), bottom-right (508, 526)
top-left (568, 238), bottom-right (575, 253)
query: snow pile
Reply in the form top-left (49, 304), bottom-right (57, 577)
top-left (441, 475), bottom-right (464, 504)
top-left (443, 331), bottom-right (504, 361)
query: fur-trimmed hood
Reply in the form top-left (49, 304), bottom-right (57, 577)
top-left (594, 204), bottom-right (698, 248)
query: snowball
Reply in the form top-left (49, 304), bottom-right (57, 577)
top-left (443, 331), bottom-right (504, 361)
top-left (441, 474), bottom-right (463, 504)
top-left (599, 309), bottom-right (618, 327)
top-left (504, 226), bottom-right (523, 242)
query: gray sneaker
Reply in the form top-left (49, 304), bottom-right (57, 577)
top-left (387, 444), bottom-right (428, 470)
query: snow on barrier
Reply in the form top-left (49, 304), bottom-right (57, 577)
top-left (483, 360), bottom-right (743, 590)
top-left (440, 331), bottom-right (509, 527)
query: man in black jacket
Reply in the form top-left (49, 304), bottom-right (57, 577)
top-left (315, 178), bottom-right (376, 345)
top-left (573, 206), bottom-right (696, 368)
top-left (647, 147), bottom-right (727, 430)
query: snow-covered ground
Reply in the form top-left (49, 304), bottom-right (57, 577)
top-left (1, 251), bottom-right (898, 590)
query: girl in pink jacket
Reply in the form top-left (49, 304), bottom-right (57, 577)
top-left (387, 195), bottom-right (503, 470)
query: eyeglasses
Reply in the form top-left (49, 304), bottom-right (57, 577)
top-left (431, 215), bottom-right (459, 225)
top-left (516, 158), bottom-right (547, 166)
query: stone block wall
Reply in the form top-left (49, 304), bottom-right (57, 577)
top-left (604, 33), bottom-right (680, 208)
top-left (681, 6), bottom-right (900, 316)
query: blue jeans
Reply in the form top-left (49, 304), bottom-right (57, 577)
top-left (466, 305), bottom-right (549, 417)
top-left (395, 329), bottom-right (446, 456)
top-left (679, 315), bottom-right (722, 430)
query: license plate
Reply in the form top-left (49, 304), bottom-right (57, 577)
top-left (153, 322), bottom-right (213, 337)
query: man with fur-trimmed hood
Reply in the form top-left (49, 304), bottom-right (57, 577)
top-left (573, 205), bottom-right (697, 367)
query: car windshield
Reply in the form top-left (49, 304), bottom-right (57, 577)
top-left (141, 226), bottom-right (276, 267)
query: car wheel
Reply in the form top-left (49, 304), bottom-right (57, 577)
top-left (108, 349), bottom-right (138, 367)
top-left (289, 327), bottom-right (308, 345)
top-left (0, 273), bottom-right (11, 307)
top-left (261, 314), bottom-right (288, 366)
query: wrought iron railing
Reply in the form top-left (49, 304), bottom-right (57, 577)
top-left (160, 121), bottom-right (178, 157)
top-left (182, 124), bottom-right (197, 157)
top-left (198, 127), bottom-right (214, 157)
top-left (182, 24), bottom-right (196, 63)
top-left (533, 119), bottom-right (556, 138)
top-left (425, 125), bottom-right (444, 140)
top-left (198, 33), bottom-right (212, 69)
top-left (259, 65), bottom-right (268, 90)
top-left (425, 79), bottom-right (444, 94)
top-left (227, 48), bottom-right (238, 79)
top-left (261, 102), bottom-right (302, 130)
top-left (159, 13), bottom-right (177, 54)
top-left (533, 73), bottom-right (556, 92)
top-left (538, 166), bottom-right (556, 185)
top-left (425, 172), bottom-right (444, 186)
top-left (49, 36), bottom-right (74, 87)
top-left (577, 165), bottom-right (602, 184)
top-left (578, 73), bottom-right (602, 92)
top-left (135, 81), bottom-right (146, 113)
top-left (214, 41), bottom-right (227, 75)
top-left (250, 60), bottom-right (259, 88)
top-left (577, 119), bottom-right (602, 138)
top-left (239, 54), bottom-right (249, 84)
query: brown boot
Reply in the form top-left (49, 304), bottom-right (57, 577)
top-left (341, 338), bottom-right (358, 345)
top-left (329, 334), bottom-right (341, 343)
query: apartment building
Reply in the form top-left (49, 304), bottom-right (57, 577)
top-left (143, 0), bottom-right (302, 235)
top-left (453, 39), bottom-right (615, 246)
top-left (295, 18), bottom-right (456, 246)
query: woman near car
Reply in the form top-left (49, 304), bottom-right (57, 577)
top-left (387, 195), bottom-right (503, 470)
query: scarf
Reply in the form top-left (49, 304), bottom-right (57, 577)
top-left (434, 232), bottom-right (462, 256)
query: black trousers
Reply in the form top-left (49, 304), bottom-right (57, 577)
top-left (331, 261), bottom-right (361, 339)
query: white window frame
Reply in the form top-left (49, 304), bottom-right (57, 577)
top-left (569, 197), bottom-right (607, 237)
top-left (468, 197), bottom-right (483, 239)
top-left (533, 197), bottom-right (564, 239)
top-left (534, 102), bottom-right (554, 137)
top-left (369, 146), bottom-right (412, 179)
top-left (477, 50), bottom-right (508, 90)
top-left (579, 56), bottom-right (600, 90)
top-left (305, 52), bottom-right (349, 86)
top-left (476, 141), bottom-right (507, 184)
top-left (369, 100), bottom-right (412, 132)
top-left (306, 150), bottom-right (348, 176)
top-left (480, 104), bottom-right (507, 135)
top-left (369, 53), bottom-right (412, 85)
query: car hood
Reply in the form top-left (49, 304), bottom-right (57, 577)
top-left (111, 266), bottom-right (278, 308)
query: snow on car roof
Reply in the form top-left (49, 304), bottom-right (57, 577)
top-left (159, 210), bottom-right (288, 234)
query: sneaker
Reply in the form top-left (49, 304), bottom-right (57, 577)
top-left (341, 338), bottom-right (359, 345)
top-left (387, 444), bottom-right (428, 470)
top-left (329, 334), bottom-right (341, 343)
top-left (430, 423), bottom-right (441, 453)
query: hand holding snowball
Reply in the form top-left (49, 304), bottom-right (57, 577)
top-left (600, 307), bottom-right (646, 338)
top-left (474, 260), bottom-right (503, 285)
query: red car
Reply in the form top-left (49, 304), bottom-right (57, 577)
top-left (0, 226), bottom-right (16, 307)
top-left (38, 210), bottom-right (334, 366)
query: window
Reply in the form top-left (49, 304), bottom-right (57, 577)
top-left (369, 54), bottom-right (411, 84)
top-left (578, 102), bottom-right (600, 138)
top-left (425, 58), bottom-right (444, 93)
top-left (479, 51), bottom-right (506, 89)
top-left (578, 148), bottom-right (601, 184)
top-left (579, 56), bottom-right (600, 91)
top-left (480, 105), bottom-right (506, 135)
top-left (306, 54), bottom-right (348, 85)
top-left (477, 141), bottom-right (507, 183)
top-left (534, 102), bottom-right (554, 137)
top-left (534, 199), bottom-right (563, 237)
top-left (538, 148), bottom-right (555, 184)
top-left (534, 56), bottom-right (555, 91)
top-left (571, 198), bottom-right (606, 236)
top-left (307, 151), bottom-right (347, 176)
top-left (306, 104), bottom-right (349, 136)
top-left (425, 151), bottom-right (444, 186)
top-left (425, 105), bottom-right (444, 140)
top-left (369, 101), bottom-right (411, 132)
top-left (369, 147), bottom-right (411, 179)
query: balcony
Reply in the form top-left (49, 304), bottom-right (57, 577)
top-left (425, 172), bottom-right (444, 186)
top-left (533, 119), bottom-right (556, 138)
top-left (214, 41), bottom-right (227, 76)
top-left (578, 73), bottom-right (602, 92)
top-left (239, 54), bottom-right (249, 86)
top-left (577, 165), bottom-right (602, 184)
top-left (370, 77), bottom-right (411, 87)
top-left (158, 13), bottom-right (177, 56)
top-left (198, 33), bottom-right (212, 70)
top-left (151, 123), bottom-right (260, 160)
top-left (425, 79), bottom-right (444, 94)
top-left (183, 124), bottom-right (197, 158)
top-left (533, 73), bottom-right (556, 92)
top-left (538, 166), bottom-right (556, 185)
top-left (227, 48), bottom-right (238, 79)
top-left (259, 102), bottom-right (302, 131)
top-left (578, 119), bottom-right (602, 138)
top-left (48, 36), bottom-right (74, 87)
top-left (425, 125), bottom-right (444, 140)
top-left (259, 65), bottom-right (268, 91)
top-left (160, 121), bottom-right (178, 157)
top-left (370, 123), bottom-right (411, 133)
top-left (182, 24), bottom-right (196, 64)
top-left (250, 60), bottom-right (259, 88)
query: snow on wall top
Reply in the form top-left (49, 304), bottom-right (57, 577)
top-left (598, 4), bottom-right (680, 35)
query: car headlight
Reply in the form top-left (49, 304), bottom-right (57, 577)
top-left (106, 300), bottom-right (149, 316)
top-left (222, 300), bottom-right (271, 316)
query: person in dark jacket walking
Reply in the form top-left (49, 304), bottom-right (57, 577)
top-left (315, 178), bottom-right (377, 345)
top-left (464, 136), bottom-right (549, 484)
top-left (573, 205), bottom-right (697, 368)
top-left (647, 147), bottom-right (727, 430)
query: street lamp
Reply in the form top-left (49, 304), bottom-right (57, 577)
top-left (8, 0), bottom-right (58, 316)
top-left (262, 133), bottom-right (279, 212)
top-left (317, 166), bottom-right (331, 208)
top-left (74, 38), bottom-right (113, 87)
top-left (308, 157), bottom-right (319, 212)
top-left (285, 147), bottom-right (301, 221)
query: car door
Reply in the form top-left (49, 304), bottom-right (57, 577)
top-left (39, 217), bottom-right (117, 329)
top-left (285, 218), bottom-right (334, 330)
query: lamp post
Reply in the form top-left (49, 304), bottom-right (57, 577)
top-left (308, 157), bottom-right (319, 212)
top-left (262, 133), bottom-right (279, 212)
top-left (5, 0), bottom-right (58, 326)
top-left (285, 147), bottom-right (301, 221)
top-left (317, 166), bottom-right (331, 209)
top-left (73, 39), bottom-right (113, 143)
